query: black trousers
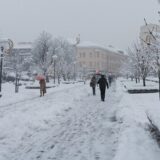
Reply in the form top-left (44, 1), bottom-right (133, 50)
top-left (100, 87), bottom-right (106, 101)
top-left (92, 87), bottom-right (96, 95)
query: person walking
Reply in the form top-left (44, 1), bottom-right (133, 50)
top-left (90, 75), bottom-right (97, 95)
top-left (108, 75), bottom-right (113, 86)
top-left (97, 75), bottom-right (109, 101)
top-left (39, 79), bottom-right (46, 96)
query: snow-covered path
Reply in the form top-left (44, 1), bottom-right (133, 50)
top-left (1, 79), bottom-right (160, 160)
top-left (0, 82), bottom-right (121, 160)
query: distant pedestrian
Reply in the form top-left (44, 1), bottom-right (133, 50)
top-left (90, 75), bottom-right (97, 95)
top-left (39, 79), bottom-right (46, 96)
top-left (97, 75), bottom-right (109, 101)
top-left (108, 75), bottom-right (113, 86)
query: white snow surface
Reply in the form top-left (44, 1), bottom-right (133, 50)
top-left (0, 79), bottom-right (160, 160)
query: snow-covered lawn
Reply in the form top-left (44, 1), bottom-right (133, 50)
top-left (114, 78), bottom-right (160, 160)
top-left (0, 79), bottom-right (160, 160)
top-left (121, 78), bottom-right (159, 90)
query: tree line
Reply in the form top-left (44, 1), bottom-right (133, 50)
top-left (3, 31), bottom-right (77, 83)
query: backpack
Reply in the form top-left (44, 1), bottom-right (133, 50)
top-left (90, 81), bottom-right (93, 87)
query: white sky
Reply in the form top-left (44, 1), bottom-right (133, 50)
top-left (0, 0), bottom-right (159, 50)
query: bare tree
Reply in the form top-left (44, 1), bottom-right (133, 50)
top-left (141, 18), bottom-right (160, 97)
top-left (52, 37), bottom-right (76, 81)
top-left (147, 31), bottom-right (160, 98)
top-left (139, 44), bottom-right (152, 86)
top-left (128, 43), bottom-right (152, 86)
top-left (32, 31), bottom-right (53, 81)
top-left (128, 46), bottom-right (141, 83)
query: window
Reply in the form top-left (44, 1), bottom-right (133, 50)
top-left (83, 52), bottom-right (85, 58)
top-left (90, 52), bottom-right (92, 58)
top-left (79, 62), bottom-right (82, 67)
top-left (89, 62), bottom-right (92, 67)
top-left (97, 52), bottom-right (99, 58)
top-left (146, 35), bottom-right (151, 45)
top-left (79, 52), bottom-right (82, 58)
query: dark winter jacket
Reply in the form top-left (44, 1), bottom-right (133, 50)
top-left (97, 76), bottom-right (109, 90)
top-left (90, 76), bottom-right (97, 87)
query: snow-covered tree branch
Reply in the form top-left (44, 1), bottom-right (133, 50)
top-left (32, 32), bottom-right (76, 82)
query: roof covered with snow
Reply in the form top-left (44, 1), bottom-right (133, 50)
top-left (13, 42), bottom-right (32, 49)
top-left (77, 41), bottom-right (126, 55)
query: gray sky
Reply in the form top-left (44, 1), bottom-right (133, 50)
top-left (0, 0), bottom-right (159, 50)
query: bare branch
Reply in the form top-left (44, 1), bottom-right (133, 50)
top-left (143, 18), bottom-right (157, 40)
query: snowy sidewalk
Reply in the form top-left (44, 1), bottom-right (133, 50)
top-left (1, 79), bottom-right (160, 160)
top-left (0, 82), bottom-right (121, 160)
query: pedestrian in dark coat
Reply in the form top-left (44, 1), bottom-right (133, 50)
top-left (90, 75), bottom-right (97, 95)
top-left (39, 79), bottom-right (46, 96)
top-left (97, 75), bottom-right (109, 101)
top-left (108, 75), bottom-right (113, 86)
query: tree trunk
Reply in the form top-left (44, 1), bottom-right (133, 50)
top-left (46, 75), bottom-right (49, 83)
top-left (58, 75), bottom-right (60, 84)
top-left (158, 73), bottom-right (160, 100)
top-left (63, 74), bottom-right (66, 81)
top-left (135, 78), bottom-right (137, 83)
top-left (143, 77), bottom-right (146, 86)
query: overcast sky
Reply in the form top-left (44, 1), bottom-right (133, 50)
top-left (0, 0), bottom-right (159, 50)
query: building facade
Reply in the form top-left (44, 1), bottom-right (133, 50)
top-left (140, 24), bottom-right (160, 45)
top-left (4, 42), bottom-right (32, 74)
top-left (4, 40), bottom-right (127, 79)
top-left (76, 41), bottom-right (127, 76)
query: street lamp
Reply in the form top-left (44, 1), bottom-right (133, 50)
top-left (15, 51), bottom-right (20, 93)
top-left (73, 61), bottom-right (77, 81)
top-left (83, 64), bottom-right (86, 84)
top-left (0, 39), bottom-right (13, 97)
top-left (52, 55), bottom-right (57, 84)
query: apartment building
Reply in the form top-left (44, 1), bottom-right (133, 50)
top-left (4, 42), bottom-right (32, 73)
top-left (76, 41), bottom-right (127, 76)
top-left (140, 23), bottom-right (160, 45)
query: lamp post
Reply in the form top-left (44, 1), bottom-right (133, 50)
top-left (15, 70), bottom-right (19, 93)
top-left (52, 55), bottom-right (57, 84)
top-left (73, 61), bottom-right (76, 81)
top-left (15, 51), bottom-right (20, 93)
top-left (83, 64), bottom-right (86, 84)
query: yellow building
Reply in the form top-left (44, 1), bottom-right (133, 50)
top-left (75, 41), bottom-right (127, 76)
top-left (140, 24), bottom-right (160, 45)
